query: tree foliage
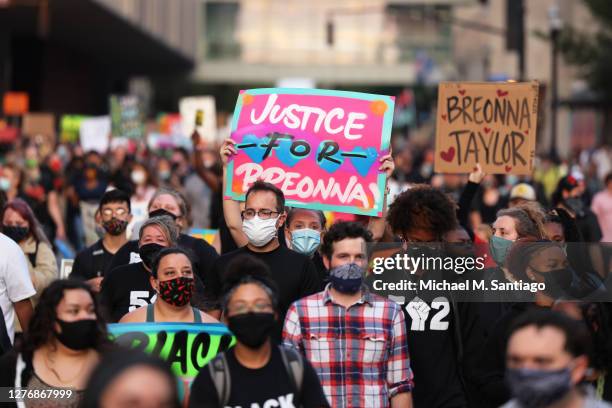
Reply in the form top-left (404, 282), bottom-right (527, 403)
top-left (559, 0), bottom-right (612, 100)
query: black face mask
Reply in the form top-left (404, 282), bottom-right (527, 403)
top-left (148, 208), bottom-right (178, 221)
top-left (227, 312), bottom-right (275, 349)
top-left (532, 267), bottom-right (575, 298)
top-left (139, 243), bottom-right (165, 269)
top-left (55, 319), bottom-right (97, 350)
top-left (3, 225), bottom-right (29, 243)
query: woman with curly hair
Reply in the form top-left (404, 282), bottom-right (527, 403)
top-left (0, 279), bottom-right (111, 407)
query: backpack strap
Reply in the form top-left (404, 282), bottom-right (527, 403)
top-left (192, 307), bottom-right (202, 323)
top-left (279, 346), bottom-right (304, 405)
top-left (145, 304), bottom-right (155, 323)
top-left (207, 352), bottom-right (231, 407)
top-left (27, 241), bottom-right (39, 267)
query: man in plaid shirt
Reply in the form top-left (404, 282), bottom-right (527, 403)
top-left (283, 221), bottom-right (414, 408)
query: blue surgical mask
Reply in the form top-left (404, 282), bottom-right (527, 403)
top-left (489, 235), bottom-right (513, 267)
top-left (291, 228), bottom-right (321, 257)
top-left (506, 366), bottom-right (573, 408)
top-left (329, 263), bottom-right (364, 294)
top-left (0, 177), bottom-right (10, 191)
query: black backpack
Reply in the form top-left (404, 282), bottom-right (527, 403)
top-left (208, 345), bottom-right (304, 407)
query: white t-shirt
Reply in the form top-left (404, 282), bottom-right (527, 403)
top-left (0, 233), bottom-right (36, 342)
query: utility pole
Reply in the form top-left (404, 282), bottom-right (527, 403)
top-left (549, 4), bottom-right (562, 163)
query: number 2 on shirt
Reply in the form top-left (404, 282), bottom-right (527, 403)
top-left (390, 295), bottom-right (450, 331)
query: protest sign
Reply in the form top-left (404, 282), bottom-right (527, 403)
top-left (3, 92), bottom-right (29, 116)
top-left (179, 97), bottom-right (217, 142)
top-left (158, 113), bottom-right (182, 136)
top-left (59, 259), bottom-right (74, 279)
top-left (189, 228), bottom-right (218, 246)
top-left (79, 116), bottom-right (111, 153)
top-left (225, 88), bottom-right (394, 216)
top-left (110, 95), bottom-right (144, 139)
top-left (0, 122), bottom-right (18, 144)
top-left (22, 113), bottom-right (56, 157)
top-left (435, 81), bottom-right (539, 175)
top-left (60, 115), bottom-right (88, 143)
top-left (109, 322), bottom-right (234, 402)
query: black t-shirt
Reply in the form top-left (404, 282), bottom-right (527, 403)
top-left (402, 292), bottom-right (467, 408)
top-left (107, 234), bottom-right (219, 283)
top-left (188, 346), bottom-right (329, 408)
top-left (100, 262), bottom-right (155, 322)
top-left (205, 245), bottom-right (321, 337)
top-left (70, 239), bottom-right (115, 280)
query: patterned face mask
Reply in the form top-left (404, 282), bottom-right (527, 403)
top-left (102, 218), bottom-right (128, 236)
top-left (157, 276), bottom-right (194, 307)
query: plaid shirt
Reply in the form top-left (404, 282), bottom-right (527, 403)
top-left (282, 285), bottom-right (414, 408)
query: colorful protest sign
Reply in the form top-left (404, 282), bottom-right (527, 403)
top-left (60, 115), bottom-right (88, 143)
top-left (110, 95), bottom-right (144, 139)
top-left (79, 116), bottom-right (111, 153)
top-left (225, 88), bottom-right (394, 216)
top-left (3, 92), bottom-right (29, 115)
top-left (179, 96), bottom-right (217, 142)
top-left (158, 113), bottom-right (182, 136)
top-left (435, 81), bottom-right (539, 175)
top-left (189, 228), bottom-right (218, 246)
top-left (108, 323), bottom-right (234, 402)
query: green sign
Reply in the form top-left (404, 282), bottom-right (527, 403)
top-left (109, 95), bottom-right (144, 139)
top-left (108, 322), bottom-right (235, 401)
top-left (60, 115), bottom-right (88, 143)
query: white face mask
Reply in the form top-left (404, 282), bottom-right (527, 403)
top-left (242, 216), bottom-right (278, 247)
top-left (131, 171), bottom-right (146, 185)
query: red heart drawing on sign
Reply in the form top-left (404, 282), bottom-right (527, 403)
top-left (441, 114), bottom-right (447, 121)
top-left (505, 165), bottom-right (512, 172)
top-left (484, 127), bottom-right (491, 134)
top-left (497, 90), bottom-right (509, 97)
top-left (440, 147), bottom-right (456, 162)
top-left (524, 129), bottom-right (529, 135)
top-left (459, 90), bottom-right (466, 96)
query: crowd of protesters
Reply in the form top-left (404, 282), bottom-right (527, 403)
top-left (0, 128), bottom-right (611, 408)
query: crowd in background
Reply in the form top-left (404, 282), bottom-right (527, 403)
top-left (0, 125), bottom-right (611, 408)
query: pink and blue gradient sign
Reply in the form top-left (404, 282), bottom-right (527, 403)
top-left (225, 88), bottom-right (395, 216)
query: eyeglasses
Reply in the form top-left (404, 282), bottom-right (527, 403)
top-left (241, 209), bottom-right (280, 220)
top-left (399, 235), bottom-right (440, 244)
top-left (101, 208), bottom-right (128, 218)
top-left (227, 301), bottom-right (273, 316)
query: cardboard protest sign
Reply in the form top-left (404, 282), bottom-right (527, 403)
top-left (110, 95), bottom-right (144, 139)
top-left (80, 116), bottom-right (111, 153)
top-left (179, 97), bottom-right (217, 142)
top-left (109, 323), bottom-right (234, 402)
top-left (435, 82), bottom-right (539, 175)
top-left (60, 115), bottom-right (88, 143)
top-left (22, 113), bottom-right (56, 157)
top-left (226, 88), bottom-right (394, 216)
